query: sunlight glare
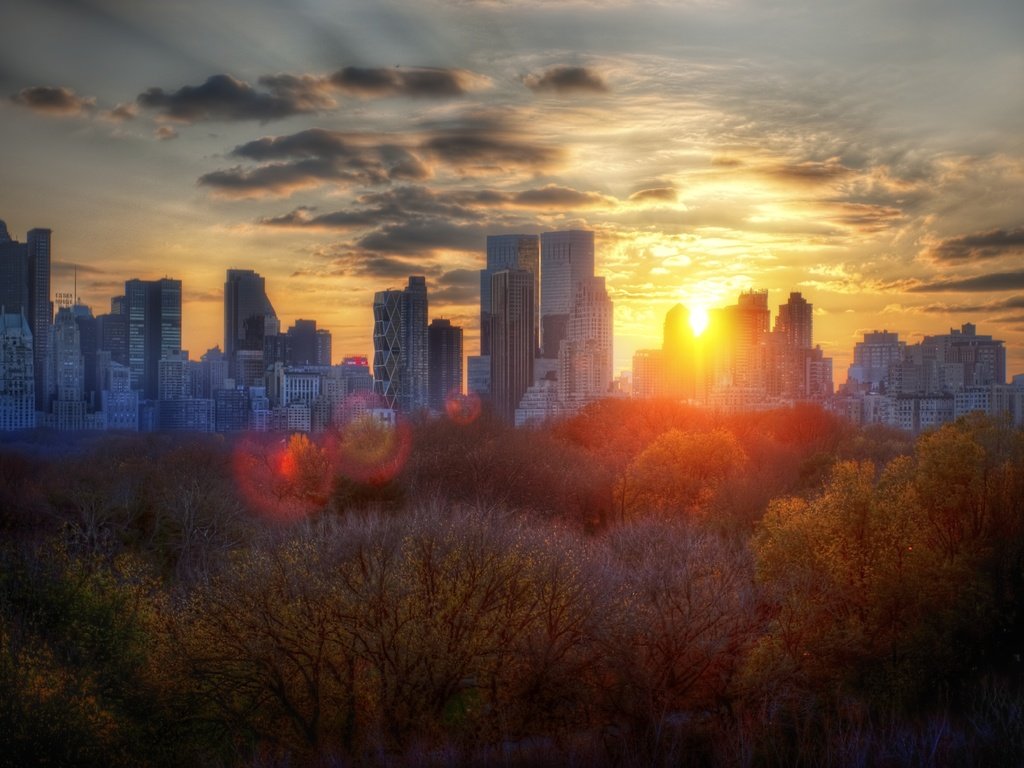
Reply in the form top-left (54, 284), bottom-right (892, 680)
top-left (690, 306), bottom-right (709, 336)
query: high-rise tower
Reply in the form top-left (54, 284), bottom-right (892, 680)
top-left (540, 230), bottom-right (595, 358)
top-left (490, 269), bottom-right (535, 422)
top-left (372, 276), bottom-right (429, 412)
top-left (559, 277), bottom-right (613, 406)
top-left (428, 318), bottom-right (463, 412)
top-left (224, 269), bottom-right (278, 378)
top-left (125, 277), bottom-right (182, 399)
top-left (481, 235), bottom-right (539, 356)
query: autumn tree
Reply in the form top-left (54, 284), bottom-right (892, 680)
top-left (615, 428), bottom-right (746, 521)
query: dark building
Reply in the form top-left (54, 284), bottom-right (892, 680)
top-left (285, 319), bottom-right (319, 366)
top-left (224, 269), bottom-right (278, 378)
top-left (124, 277), bottom-right (182, 400)
top-left (0, 222), bottom-right (52, 409)
top-left (373, 276), bottom-right (428, 412)
top-left (490, 269), bottom-right (534, 422)
top-left (481, 235), bottom-right (539, 356)
top-left (428, 318), bottom-right (463, 412)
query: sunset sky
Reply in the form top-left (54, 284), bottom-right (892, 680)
top-left (2, 0), bottom-right (1023, 377)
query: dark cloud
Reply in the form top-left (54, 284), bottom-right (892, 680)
top-left (259, 207), bottom-right (382, 230)
top-left (257, 73), bottom-right (336, 110)
top-left (357, 219), bottom-right (486, 255)
top-left (908, 270), bottom-right (1024, 293)
top-left (765, 158), bottom-right (853, 184)
top-left (422, 132), bottom-right (561, 172)
top-left (525, 66), bottom-right (608, 94)
top-left (11, 85), bottom-right (95, 116)
top-left (823, 202), bottom-right (903, 233)
top-left (331, 66), bottom-right (475, 97)
top-left (199, 159), bottom-right (387, 198)
top-left (203, 130), bottom-right (430, 197)
top-left (925, 227), bottom-right (1024, 262)
top-left (137, 74), bottom-right (325, 123)
top-left (511, 184), bottom-right (614, 209)
top-left (628, 187), bottom-right (677, 203)
top-left (920, 296), bottom-right (1024, 313)
top-left (432, 268), bottom-right (480, 303)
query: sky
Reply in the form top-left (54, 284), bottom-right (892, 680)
top-left (2, 0), bottom-right (1023, 378)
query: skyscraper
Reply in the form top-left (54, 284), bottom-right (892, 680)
top-left (372, 276), bottom-right (428, 412)
top-left (481, 235), bottom-right (539, 356)
top-left (224, 269), bottom-right (278, 378)
top-left (540, 230), bottom-right (595, 358)
top-left (559, 277), bottom-right (613, 406)
top-left (124, 277), bottom-right (182, 399)
top-left (428, 318), bottom-right (463, 412)
top-left (0, 311), bottom-right (35, 430)
top-left (0, 222), bottom-right (52, 410)
top-left (490, 269), bottom-right (535, 422)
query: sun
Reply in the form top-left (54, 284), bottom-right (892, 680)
top-left (689, 305), bottom-right (709, 336)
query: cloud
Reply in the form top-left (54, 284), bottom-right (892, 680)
top-left (763, 157), bottom-right (854, 185)
top-left (259, 207), bottom-right (382, 230)
top-left (525, 66), bottom-right (608, 94)
top-left (155, 125), bottom-right (178, 141)
top-left (432, 268), bottom-right (480, 303)
top-left (422, 131), bottom-right (561, 172)
top-left (103, 102), bottom-right (137, 122)
top-left (11, 85), bottom-right (95, 116)
top-left (200, 130), bottom-right (431, 197)
top-left (924, 227), bottom-right (1024, 262)
top-left (137, 74), bottom-right (326, 123)
top-left (330, 66), bottom-right (481, 97)
top-left (919, 297), bottom-right (1024, 314)
top-left (908, 270), bottom-right (1024, 293)
top-left (628, 187), bottom-right (677, 203)
top-left (357, 219), bottom-right (486, 255)
top-left (511, 184), bottom-right (615, 209)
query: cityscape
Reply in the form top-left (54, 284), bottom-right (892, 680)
top-left (2, 220), bottom-right (1022, 436)
top-left (3, 1), bottom-right (1024, 766)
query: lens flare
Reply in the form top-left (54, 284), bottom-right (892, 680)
top-left (445, 391), bottom-right (481, 425)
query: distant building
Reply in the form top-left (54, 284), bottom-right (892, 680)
top-left (481, 235), bottom-right (539, 356)
top-left (540, 230), bottom-right (595, 358)
top-left (490, 269), bottom-right (535, 422)
top-left (0, 223), bottom-right (51, 409)
top-left (373, 276), bottom-right (428, 412)
top-left (0, 311), bottom-right (36, 430)
top-left (428, 318), bottom-right (463, 412)
top-left (467, 355), bottom-right (490, 400)
top-left (846, 331), bottom-right (904, 394)
top-left (224, 269), bottom-right (279, 379)
top-left (125, 277), bottom-right (182, 400)
top-left (559, 277), bottom-right (613, 408)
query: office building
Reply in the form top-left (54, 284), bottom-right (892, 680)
top-left (540, 230), bottom-right (594, 358)
top-left (372, 276), bottom-right (428, 412)
top-left (490, 269), bottom-right (535, 422)
top-left (224, 269), bottom-right (278, 378)
top-left (559, 277), bottom-right (613, 407)
top-left (124, 277), bottom-right (182, 399)
top-left (0, 311), bottom-right (36, 430)
top-left (481, 235), bottom-right (539, 356)
top-left (0, 222), bottom-right (52, 409)
top-left (428, 318), bottom-right (463, 412)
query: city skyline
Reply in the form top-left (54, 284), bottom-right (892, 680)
top-left (2, 0), bottom-right (1022, 378)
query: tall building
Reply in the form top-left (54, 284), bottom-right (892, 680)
top-left (559, 277), bottom-right (613, 407)
top-left (372, 276), bottom-right (428, 412)
top-left (124, 278), bottom-right (182, 399)
top-left (0, 311), bottom-right (36, 430)
top-left (847, 331), bottom-right (905, 393)
top-left (428, 318), bottom-right (463, 412)
top-left (540, 230), bottom-right (595, 358)
top-left (481, 235), bottom-right (539, 356)
top-left (49, 305), bottom-right (85, 405)
top-left (490, 269), bottom-right (535, 422)
top-left (773, 292), bottom-right (814, 398)
top-left (0, 222), bottom-right (52, 409)
top-left (662, 304), bottom-right (698, 401)
top-left (224, 269), bottom-right (278, 377)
